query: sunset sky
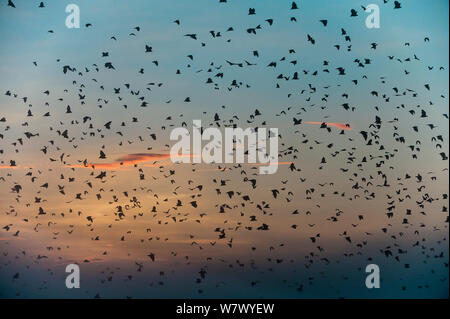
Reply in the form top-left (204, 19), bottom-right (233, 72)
top-left (0, 0), bottom-right (448, 298)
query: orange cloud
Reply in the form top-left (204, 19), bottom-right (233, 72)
top-left (66, 153), bottom-right (194, 170)
top-left (0, 165), bottom-right (33, 170)
top-left (304, 121), bottom-right (352, 130)
top-left (0, 165), bottom-right (18, 169)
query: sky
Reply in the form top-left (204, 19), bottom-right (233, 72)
top-left (0, 0), bottom-right (448, 298)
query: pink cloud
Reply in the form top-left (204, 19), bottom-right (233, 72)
top-left (304, 121), bottom-right (352, 130)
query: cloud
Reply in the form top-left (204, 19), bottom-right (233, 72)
top-left (66, 153), bottom-right (191, 170)
top-left (304, 121), bottom-right (352, 130)
top-left (115, 153), bottom-right (170, 162)
top-left (0, 165), bottom-right (30, 170)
